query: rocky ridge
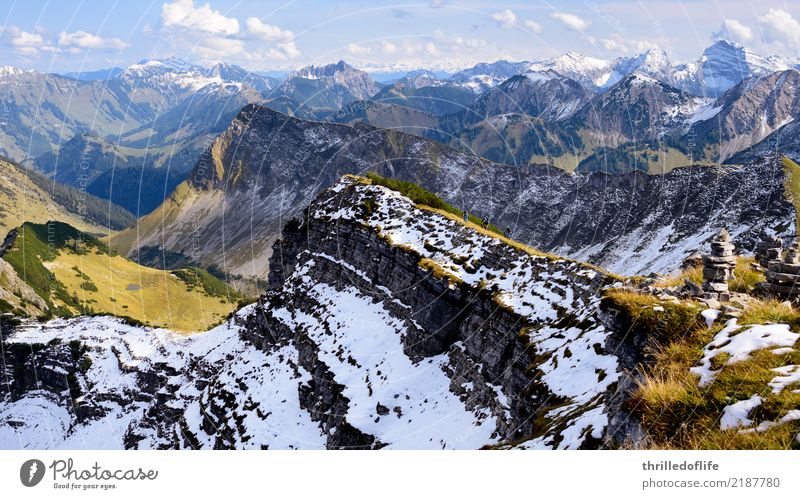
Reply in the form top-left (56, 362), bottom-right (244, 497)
top-left (0, 177), bottom-right (647, 449)
top-left (113, 105), bottom-right (795, 281)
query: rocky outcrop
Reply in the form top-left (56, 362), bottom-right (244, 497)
top-left (241, 176), bottom-right (644, 448)
top-left (759, 239), bottom-right (800, 298)
top-left (0, 258), bottom-right (48, 317)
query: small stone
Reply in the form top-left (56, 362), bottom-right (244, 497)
top-left (683, 279), bottom-right (704, 297)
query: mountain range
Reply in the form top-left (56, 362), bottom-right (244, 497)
top-left (3, 35), bottom-right (800, 450)
top-left (109, 104), bottom-right (793, 288)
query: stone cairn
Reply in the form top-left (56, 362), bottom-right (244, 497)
top-left (760, 239), bottom-right (800, 298)
top-left (702, 228), bottom-right (736, 301)
top-left (754, 234), bottom-right (783, 269)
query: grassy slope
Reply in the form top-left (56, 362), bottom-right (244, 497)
top-left (608, 268), bottom-right (800, 449)
top-left (4, 221), bottom-right (240, 331)
top-left (107, 181), bottom-right (194, 256)
top-left (0, 159), bottom-right (109, 238)
top-left (782, 156), bottom-right (800, 229)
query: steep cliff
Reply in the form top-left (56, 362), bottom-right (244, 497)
top-left (1, 177), bottom-right (644, 449)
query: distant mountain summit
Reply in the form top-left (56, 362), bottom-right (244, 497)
top-left (448, 60), bottom-right (531, 93)
top-left (288, 60), bottom-right (380, 101)
top-left (118, 57), bottom-right (276, 95)
top-left (673, 39), bottom-right (791, 97)
top-left (528, 51), bottom-right (612, 89)
top-left (608, 49), bottom-right (673, 87)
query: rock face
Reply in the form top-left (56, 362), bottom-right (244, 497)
top-left (0, 178), bottom-right (646, 449)
top-left (455, 72), bottom-right (592, 124)
top-left (277, 61), bottom-right (381, 111)
top-left (564, 73), bottom-right (704, 148)
top-left (0, 258), bottom-right (47, 316)
top-left (112, 104), bottom-right (796, 281)
top-left (689, 70), bottom-right (800, 162)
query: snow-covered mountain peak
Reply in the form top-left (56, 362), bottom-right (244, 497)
top-left (528, 52), bottom-right (611, 89)
top-left (292, 60), bottom-right (361, 80)
top-left (673, 39), bottom-right (791, 97)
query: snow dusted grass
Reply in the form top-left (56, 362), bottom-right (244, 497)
top-left (357, 173), bottom-right (623, 280)
top-left (629, 297), bottom-right (800, 449)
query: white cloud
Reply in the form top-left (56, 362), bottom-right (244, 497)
top-left (58, 31), bottom-right (127, 49)
top-left (490, 9), bottom-right (517, 27)
top-left (524, 20), bottom-right (542, 34)
top-left (712, 19), bottom-right (753, 43)
top-left (192, 36), bottom-right (245, 58)
top-left (245, 17), bottom-right (293, 42)
top-left (158, 3), bottom-right (299, 64)
top-left (630, 39), bottom-right (659, 53)
top-left (161, 0), bottom-right (239, 35)
top-left (758, 8), bottom-right (800, 48)
top-left (424, 41), bottom-right (438, 55)
top-left (381, 40), bottom-right (398, 54)
top-left (278, 41), bottom-right (300, 59)
top-left (599, 33), bottom-right (658, 54)
top-left (3, 27), bottom-right (58, 56)
top-left (403, 39), bottom-right (421, 55)
top-left (236, 39), bottom-right (300, 63)
top-left (550, 12), bottom-right (591, 31)
top-left (347, 43), bottom-right (370, 55)
top-left (601, 36), bottom-right (627, 52)
top-left (10, 29), bottom-right (44, 47)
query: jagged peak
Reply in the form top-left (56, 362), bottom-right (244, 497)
top-left (292, 59), bottom-right (365, 79)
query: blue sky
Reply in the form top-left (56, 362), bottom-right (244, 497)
top-left (1, 0), bottom-right (799, 73)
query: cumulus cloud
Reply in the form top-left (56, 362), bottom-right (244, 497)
top-left (524, 20), bottom-right (542, 34)
top-left (58, 31), bottom-right (127, 49)
top-left (712, 19), bottom-right (753, 43)
top-left (758, 8), bottom-right (800, 48)
top-left (424, 41), bottom-right (438, 55)
top-left (550, 12), bottom-right (591, 31)
top-left (161, 0), bottom-right (239, 35)
top-left (490, 9), bottom-right (517, 27)
top-left (2, 26), bottom-right (58, 55)
top-left (193, 36), bottom-right (245, 58)
top-left (347, 43), bottom-right (370, 55)
top-left (599, 33), bottom-right (658, 54)
top-left (245, 17), bottom-right (293, 42)
top-left (9, 29), bottom-right (44, 47)
top-left (278, 41), bottom-right (300, 59)
top-left (601, 36), bottom-right (627, 52)
top-left (381, 40), bottom-right (398, 54)
top-left (158, 3), bottom-right (299, 64)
